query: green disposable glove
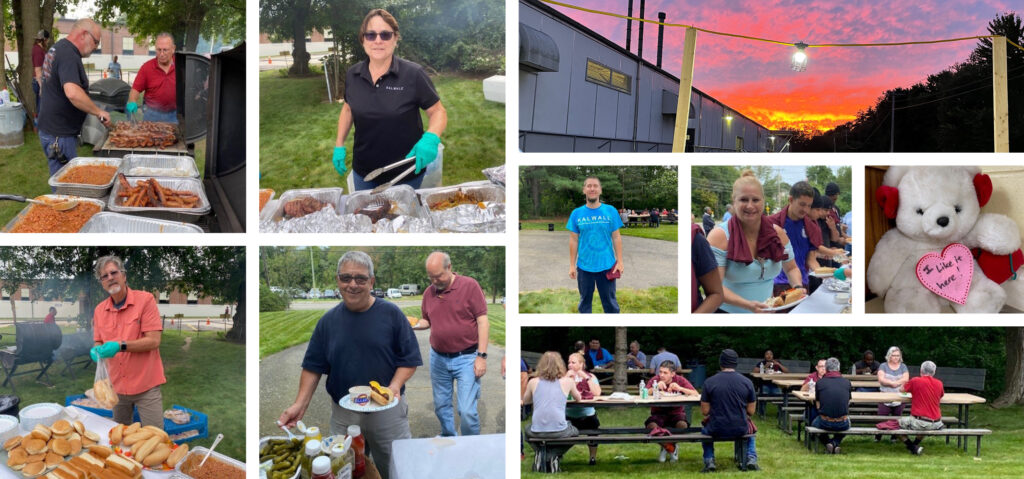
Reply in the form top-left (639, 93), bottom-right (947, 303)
top-left (833, 267), bottom-right (848, 281)
top-left (332, 146), bottom-right (347, 176)
top-left (90, 341), bottom-right (120, 362)
top-left (407, 132), bottom-right (440, 174)
top-left (125, 102), bottom-right (138, 115)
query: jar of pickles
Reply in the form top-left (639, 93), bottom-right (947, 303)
top-left (330, 441), bottom-right (354, 479)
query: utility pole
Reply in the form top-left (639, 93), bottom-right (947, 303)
top-left (309, 249), bottom-right (316, 293)
top-left (626, 0), bottom-right (633, 52)
top-left (889, 91), bottom-right (895, 152)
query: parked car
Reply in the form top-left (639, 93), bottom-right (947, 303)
top-left (400, 284), bottom-right (420, 296)
top-left (387, 288), bottom-right (403, 299)
top-left (372, 288), bottom-right (385, 298)
top-left (322, 289), bottom-right (337, 299)
top-left (308, 288), bottom-right (322, 299)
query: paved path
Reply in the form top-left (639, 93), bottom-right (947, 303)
top-left (259, 328), bottom-right (506, 439)
top-left (518, 230), bottom-right (678, 291)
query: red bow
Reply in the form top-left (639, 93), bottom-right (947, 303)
top-left (875, 185), bottom-right (899, 219)
top-left (974, 173), bottom-right (992, 207)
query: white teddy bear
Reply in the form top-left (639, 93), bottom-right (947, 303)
top-left (867, 166), bottom-right (1024, 313)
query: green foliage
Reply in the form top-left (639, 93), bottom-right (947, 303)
top-left (520, 222), bottom-right (679, 243)
top-left (518, 287), bottom-right (678, 314)
top-left (94, 0), bottom-right (245, 51)
top-left (259, 280), bottom-right (290, 312)
top-left (519, 166), bottom-right (678, 219)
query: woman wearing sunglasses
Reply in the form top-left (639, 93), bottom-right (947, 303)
top-left (706, 170), bottom-right (805, 313)
top-left (333, 8), bottom-right (448, 190)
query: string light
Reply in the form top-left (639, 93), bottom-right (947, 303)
top-left (792, 42), bottom-right (808, 71)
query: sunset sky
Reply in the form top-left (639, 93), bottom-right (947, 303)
top-left (549, 0), bottom-right (1014, 134)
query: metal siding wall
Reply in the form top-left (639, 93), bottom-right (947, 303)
top-left (522, 4), bottom-right (574, 135)
top-left (519, 71), bottom-right (537, 131)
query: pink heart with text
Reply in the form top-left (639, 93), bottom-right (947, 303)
top-left (915, 243), bottom-right (973, 305)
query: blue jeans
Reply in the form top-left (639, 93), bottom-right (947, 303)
top-left (38, 130), bottom-right (79, 191)
top-left (577, 268), bottom-right (619, 314)
top-left (143, 107), bottom-right (177, 123)
top-left (811, 416), bottom-right (850, 445)
top-left (701, 426), bottom-right (756, 463)
top-left (32, 79), bottom-right (40, 118)
top-left (352, 169), bottom-right (424, 191)
top-left (760, 384), bottom-right (782, 396)
top-left (429, 349), bottom-right (481, 436)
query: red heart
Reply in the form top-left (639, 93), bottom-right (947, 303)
top-left (915, 243), bottom-right (973, 305)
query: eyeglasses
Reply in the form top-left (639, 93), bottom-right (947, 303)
top-left (100, 270), bottom-right (121, 281)
top-left (85, 30), bottom-right (100, 46)
top-left (337, 274), bottom-right (371, 285)
top-left (363, 31), bottom-right (395, 42)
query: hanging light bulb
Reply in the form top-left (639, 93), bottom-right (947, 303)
top-left (792, 42), bottom-right (809, 71)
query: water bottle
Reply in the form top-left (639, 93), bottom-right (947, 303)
top-left (808, 379), bottom-right (816, 396)
top-left (851, 364), bottom-right (856, 375)
top-left (639, 380), bottom-right (647, 399)
top-left (654, 384), bottom-right (661, 400)
top-left (759, 363), bottom-right (764, 374)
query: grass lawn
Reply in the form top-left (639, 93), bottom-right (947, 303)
top-left (0, 128), bottom-right (205, 227)
top-left (260, 303), bottom-right (505, 359)
top-left (520, 220), bottom-right (678, 242)
top-left (519, 287), bottom-right (678, 314)
top-left (0, 330), bottom-right (243, 461)
top-left (258, 70), bottom-right (504, 193)
top-left (521, 404), bottom-right (1024, 477)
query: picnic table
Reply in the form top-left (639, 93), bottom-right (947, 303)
top-left (790, 390), bottom-right (987, 451)
top-left (590, 367), bottom-right (692, 384)
top-left (626, 214), bottom-right (651, 227)
top-left (751, 373), bottom-right (866, 381)
top-left (770, 378), bottom-right (880, 432)
top-left (571, 394), bottom-right (701, 408)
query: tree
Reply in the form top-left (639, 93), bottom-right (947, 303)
top-left (94, 0), bottom-right (245, 52)
top-left (613, 327), bottom-right (627, 393)
top-left (993, 327), bottom-right (1024, 407)
top-left (805, 165), bottom-right (836, 193)
top-left (260, 0), bottom-right (320, 75)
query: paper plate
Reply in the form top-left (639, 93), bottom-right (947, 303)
top-left (760, 295), bottom-right (808, 312)
top-left (338, 394), bottom-right (399, 413)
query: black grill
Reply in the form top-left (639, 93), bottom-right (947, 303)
top-left (0, 323), bottom-right (63, 392)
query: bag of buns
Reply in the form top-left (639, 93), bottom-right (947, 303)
top-left (87, 358), bottom-right (119, 409)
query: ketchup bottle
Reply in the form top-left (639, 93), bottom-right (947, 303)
top-left (347, 425), bottom-right (365, 478)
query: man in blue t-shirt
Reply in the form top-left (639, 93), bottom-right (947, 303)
top-left (768, 181), bottom-right (844, 296)
top-left (587, 338), bottom-right (614, 367)
top-left (279, 251), bottom-right (422, 479)
top-left (701, 349), bottom-right (758, 472)
top-left (567, 176), bottom-right (624, 313)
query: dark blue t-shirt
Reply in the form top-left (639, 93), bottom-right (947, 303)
top-left (815, 375), bottom-right (851, 418)
top-left (692, 231), bottom-right (717, 310)
top-left (775, 216), bottom-right (810, 285)
top-left (301, 299), bottom-right (423, 403)
top-left (701, 371), bottom-right (756, 437)
top-left (38, 39), bottom-right (89, 136)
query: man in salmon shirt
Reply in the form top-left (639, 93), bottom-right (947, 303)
top-left (126, 33), bottom-right (177, 123)
top-left (90, 255), bottom-right (166, 428)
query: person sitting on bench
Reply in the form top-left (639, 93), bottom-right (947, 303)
top-left (812, 357), bottom-right (851, 454)
top-left (897, 360), bottom-right (945, 455)
top-left (701, 349), bottom-right (759, 472)
top-left (565, 352), bottom-right (601, 465)
top-left (802, 358), bottom-right (828, 423)
top-left (523, 351), bottom-right (582, 472)
top-left (644, 361), bottom-right (699, 463)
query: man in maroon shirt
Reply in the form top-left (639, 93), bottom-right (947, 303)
top-left (416, 251), bottom-right (489, 436)
top-left (644, 361), bottom-right (699, 463)
top-left (126, 33), bottom-right (176, 123)
top-left (898, 360), bottom-right (945, 455)
top-left (44, 306), bottom-right (57, 324)
top-left (32, 29), bottom-right (49, 120)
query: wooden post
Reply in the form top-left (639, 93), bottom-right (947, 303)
top-left (993, 36), bottom-right (1009, 153)
top-left (672, 28), bottom-right (697, 152)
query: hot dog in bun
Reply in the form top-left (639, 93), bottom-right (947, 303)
top-left (369, 381), bottom-right (393, 406)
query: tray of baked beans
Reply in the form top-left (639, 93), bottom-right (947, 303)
top-left (48, 158), bottom-right (123, 198)
top-left (2, 195), bottom-right (106, 233)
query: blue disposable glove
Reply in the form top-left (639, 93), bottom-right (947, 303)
top-left (90, 341), bottom-right (120, 362)
top-left (407, 132), bottom-right (440, 174)
top-left (125, 102), bottom-right (138, 115)
top-left (332, 146), bottom-right (347, 176)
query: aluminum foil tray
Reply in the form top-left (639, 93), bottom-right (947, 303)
top-left (2, 195), bottom-right (106, 233)
top-left (262, 188), bottom-right (345, 225)
top-left (175, 446), bottom-right (245, 478)
top-left (80, 212), bottom-right (203, 233)
top-left (48, 157), bottom-right (122, 198)
top-left (121, 154), bottom-right (199, 178)
top-left (344, 185), bottom-right (426, 221)
top-left (422, 184), bottom-right (506, 232)
top-left (107, 176), bottom-right (210, 223)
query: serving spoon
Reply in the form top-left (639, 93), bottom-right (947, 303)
top-left (0, 194), bottom-right (78, 211)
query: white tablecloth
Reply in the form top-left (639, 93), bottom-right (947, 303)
top-left (389, 434), bottom-right (504, 479)
top-left (0, 406), bottom-right (173, 479)
top-left (790, 285), bottom-right (849, 314)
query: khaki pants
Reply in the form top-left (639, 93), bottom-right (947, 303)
top-left (113, 385), bottom-right (164, 428)
top-left (330, 397), bottom-right (410, 479)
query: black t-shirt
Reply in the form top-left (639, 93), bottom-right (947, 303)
top-left (815, 375), bottom-right (851, 418)
top-left (38, 39), bottom-right (88, 136)
top-left (301, 299), bottom-right (423, 403)
top-left (344, 56), bottom-right (440, 183)
top-left (701, 371), bottom-right (756, 437)
top-left (854, 359), bottom-right (881, 374)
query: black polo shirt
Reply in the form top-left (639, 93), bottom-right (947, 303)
top-left (344, 56), bottom-right (440, 184)
top-left (815, 375), bottom-right (851, 418)
top-left (38, 39), bottom-right (89, 136)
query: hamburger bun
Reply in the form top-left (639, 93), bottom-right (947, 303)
top-left (23, 438), bottom-right (48, 455)
top-left (50, 437), bottom-right (71, 456)
top-left (44, 451), bottom-right (63, 467)
top-left (72, 421), bottom-right (84, 436)
top-left (4, 434), bottom-right (23, 451)
top-left (82, 430), bottom-right (100, 444)
top-left (21, 460), bottom-right (46, 476)
top-left (31, 424), bottom-right (52, 441)
top-left (51, 420), bottom-right (72, 436)
top-left (7, 447), bottom-right (27, 469)
top-left (68, 438), bottom-right (82, 455)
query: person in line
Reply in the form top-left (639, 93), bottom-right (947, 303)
top-left (586, 338), bottom-right (613, 368)
top-left (644, 361), bottom-right (699, 463)
top-left (701, 349), bottom-right (759, 472)
top-left (89, 255), bottom-right (165, 428)
top-left (692, 223), bottom-right (724, 313)
top-left (567, 176), bottom-right (624, 314)
top-left (126, 33), bottom-right (177, 122)
top-left (898, 361), bottom-right (945, 455)
top-left (523, 352), bottom-right (581, 473)
top-left (626, 341), bottom-right (647, 369)
top-left (767, 181), bottom-right (844, 296)
top-left (876, 346), bottom-right (910, 442)
top-left (32, 29), bottom-right (50, 120)
top-left (279, 252), bottom-right (421, 479)
top-left (707, 171), bottom-right (804, 313)
top-left (812, 357), bottom-right (851, 454)
top-left (565, 353), bottom-right (601, 465)
top-left (416, 252), bottom-right (489, 436)
top-left (333, 9), bottom-right (447, 189)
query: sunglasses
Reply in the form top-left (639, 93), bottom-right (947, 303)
top-left (363, 31), bottom-right (395, 42)
top-left (338, 274), bottom-right (371, 285)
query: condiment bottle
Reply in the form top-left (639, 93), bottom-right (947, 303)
top-left (304, 426), bottom-right (322, 445)
top-left (330, 437), bottom-right (354, 479)
top-left (310, 456), bottom-right (335, 479)
top-left (347, 425), bottom-right (366, 478)
top-left (301, 439), bottom-right (323, 479)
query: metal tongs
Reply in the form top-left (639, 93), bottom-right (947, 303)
top-left (364, 156), bottom-right (416, 194)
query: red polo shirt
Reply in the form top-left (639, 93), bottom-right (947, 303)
top-left (904, 375), bottom-right (944, 421)
top-left (93, 288), bottom-right (166, 395)
top-left (132, 58), bottom-right (176, 111)
top-left (421, 275), bottom-right (488, 353)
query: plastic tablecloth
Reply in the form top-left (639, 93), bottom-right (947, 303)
top-left (790, 286), bottom-right (849, 314)
top-left (389, 434), bottom-right (504, 479)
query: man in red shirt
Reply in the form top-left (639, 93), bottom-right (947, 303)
top-left (89, 255), bottom-right (166, 428)
top-left (43, 306), bottom-right (57, 324)
top-left (898, 360), bottom-right (945, 455)
top-left (416, 251), bottom-right (489, 436)
top-left (644, 361), bottom-right (699, 463)
top-left (126, 33), bottom-right (177, 123)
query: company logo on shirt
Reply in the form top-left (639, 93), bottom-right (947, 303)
top-left (577, 214), bottom-right (611, 226)
top-left (385, 85), bottom-right (405, 91)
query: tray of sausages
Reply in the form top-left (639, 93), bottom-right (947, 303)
top-left (107, 174), bottom-right (210, 223)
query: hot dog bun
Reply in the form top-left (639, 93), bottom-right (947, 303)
top-left (369, 381), bottom-right (393, 405)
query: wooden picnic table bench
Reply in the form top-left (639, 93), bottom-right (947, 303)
top-left (803, 426), bottom-right (992, 457)
top-left (792, 414), bottom-right (959, 443)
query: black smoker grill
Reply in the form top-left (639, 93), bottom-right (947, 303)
top-left (54, 331), bottom-right (95, 379)
top-left (0, 323), bottom-right (63, 393)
